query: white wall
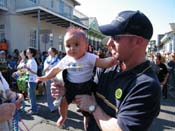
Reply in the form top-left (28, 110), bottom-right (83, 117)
top-left (6, 14), bottom-right (67, 53)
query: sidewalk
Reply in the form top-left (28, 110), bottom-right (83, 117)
top-left (149, 98), bottom-right (175, 131)
top-left (19, 96), bottom-right (84, 131)
top-left (18, 96), bottom-right (175, 131)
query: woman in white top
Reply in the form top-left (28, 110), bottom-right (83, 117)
top-left (12, 50), bottom-right (28, 98)
top-left (17, 50), bottom-right (28, 69)
top-left (23, 47), bottom-right (38, 115)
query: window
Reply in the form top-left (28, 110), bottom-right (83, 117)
top-left (0, 0), bottom-right (5, 6)
top-left (0, 24), bottom-right (5, 41)
top-left (30, 0), bottom-right (36, 4)
top-left (51, 0), bottom-right (54, 8)
top-left (58, 35), bottom-right (63, 51)
top-left (58, 0), bottom-right (64, 15)
top-left (30, 30), bottom-right (36, 48)
top-left (64, 4), bottom-right (73, 18)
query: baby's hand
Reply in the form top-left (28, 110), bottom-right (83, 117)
top-left (112, 56), bottom-right (119, 65)
top-left (109, 56), bottom-right (119, 67)
top-left (35, 76), bottom-right (47, 83)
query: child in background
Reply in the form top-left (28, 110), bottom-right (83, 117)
top-left (36, 27), bottom-right (118, 130)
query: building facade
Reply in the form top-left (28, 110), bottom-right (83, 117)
top-left (87, 17), bottom-right (105, 51)
top-left (159, 31), bottom-right (175, 53)
top-left (156, 23), bottom-right (175, 53)
top-left (0, 0), bottom-right (89, 52)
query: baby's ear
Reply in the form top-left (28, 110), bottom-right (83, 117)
top-left (86, 45), bottom-right (88, 50)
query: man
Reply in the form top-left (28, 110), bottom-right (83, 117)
top-left (51, 10), bottom-right (161, 131)
top-left (154, 53), bottom-right (169, 99)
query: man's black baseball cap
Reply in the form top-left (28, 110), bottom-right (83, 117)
top-left (99, 10), bottom-right (153, 40)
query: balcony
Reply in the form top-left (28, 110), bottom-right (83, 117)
top-left (0, 0), bottom-right (8, 11)
top-left (15, 0), bottom-right (89, 29)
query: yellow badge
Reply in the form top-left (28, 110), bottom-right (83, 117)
top-left (115, 88), bottom-right (122, 99)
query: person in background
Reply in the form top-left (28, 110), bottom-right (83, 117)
top-left (154, 53), bottom-right (169, 99)
top-left (23, 47), bottom-right (38, 115)
top-left (51, 10), bottom-right (161, 131)
top-left (7, 55), bottom-right (17, 71)
top-left (12, 50), bottom-right (28, 98)
top-left (167, 53), bottom-right (175, 98)
top-left (0, 71), bottom-right (23, 131)
top-left (12, 49), bottom-right (19, 62)
top-left (43, 47), bottom-right (60, 112)
top-left (0, 50), bottom-right (9, 83)
top-left (16, 50), bottom-right (28, 70)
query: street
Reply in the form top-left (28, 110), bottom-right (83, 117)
top-left (18, 95), bottom-right (175, 131)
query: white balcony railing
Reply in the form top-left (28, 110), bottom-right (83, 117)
top-left (15, 0), bottom-right (89, 27)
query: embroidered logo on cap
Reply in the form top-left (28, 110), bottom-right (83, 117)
top-left (115, 88), bottom-right (122, 99)
top-left (115, 16), bottom-right (125, 22)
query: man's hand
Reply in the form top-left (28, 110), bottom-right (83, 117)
top-left (0, 103), bottom-right (16, 123)
top-left (50, 79), bottom-right (65, 98)
top-left (74, 94), bottom-right (96, 112)
top-left (35, 76), bottom-right (48, 83)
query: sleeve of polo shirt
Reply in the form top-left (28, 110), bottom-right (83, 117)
top-left (117, 80), bottom-right (161, 131)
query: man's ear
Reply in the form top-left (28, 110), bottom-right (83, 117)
top-left (86, 43), bottom-right (89, 50)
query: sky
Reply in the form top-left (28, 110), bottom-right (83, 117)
top-left (75, 0), bottom-right (175, 40)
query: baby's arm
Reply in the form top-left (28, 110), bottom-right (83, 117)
top-left (36, 66), bottom-right (61, 82)
top-left (95, 57), bottom-right (118, 68)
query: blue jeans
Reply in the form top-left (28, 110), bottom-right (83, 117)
top-left (45, 80), bottom-right (56, 111)
top-left (28, 82), bottom-right (38, 112)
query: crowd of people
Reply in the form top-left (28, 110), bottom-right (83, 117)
top-left (148, 52), bottom-right (175, 99)
top-left (0, 9), bottom-right (174, 131)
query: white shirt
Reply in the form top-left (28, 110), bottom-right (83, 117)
top-left (57, 52), bottom-right (97, 83)
top-left (17, 59), bottom-right (26, 69)
top-left (26, 58), bottom-right (38, 82)
top-left (44, 55), bottom-right (60, 75)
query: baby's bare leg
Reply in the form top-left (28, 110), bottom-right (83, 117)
top-left (83, 116), bottom-right (90, 131)
top-left (56, 97), bottom-right (68, 127)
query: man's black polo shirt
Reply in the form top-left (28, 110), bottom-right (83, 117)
top-left (87, 61), bottom-right (161, 131)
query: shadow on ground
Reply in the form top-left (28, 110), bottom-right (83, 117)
top-left (19, 95), bottom-right (84, 130)
top-left (149, 98), bottom-right (175, 131)
top-left (149, 117), bottom-right (175, 131)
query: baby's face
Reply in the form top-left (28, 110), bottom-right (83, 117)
top-left (64, 33), bottom-right (88, 59)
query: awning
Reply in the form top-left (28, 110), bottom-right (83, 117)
top-left (16, 6), bottom-right (88, 29)
top-left (0, 6), bottom-right (8, 13)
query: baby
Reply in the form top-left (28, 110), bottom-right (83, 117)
top-left (36, 27), bottom-right (117, 129)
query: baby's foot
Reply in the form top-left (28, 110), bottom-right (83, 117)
top-left (56, 116), bottom-right (66, 127)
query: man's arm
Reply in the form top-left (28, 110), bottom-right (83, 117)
top-left (0, 103), bottom-right (16, 123)
top-left (75, 95), bottom-right (122, 131)
top-left (92, 105), bottom-right (122, 131)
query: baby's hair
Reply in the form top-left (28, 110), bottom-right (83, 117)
top-left (66, 26), bottom-right (87, 42)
